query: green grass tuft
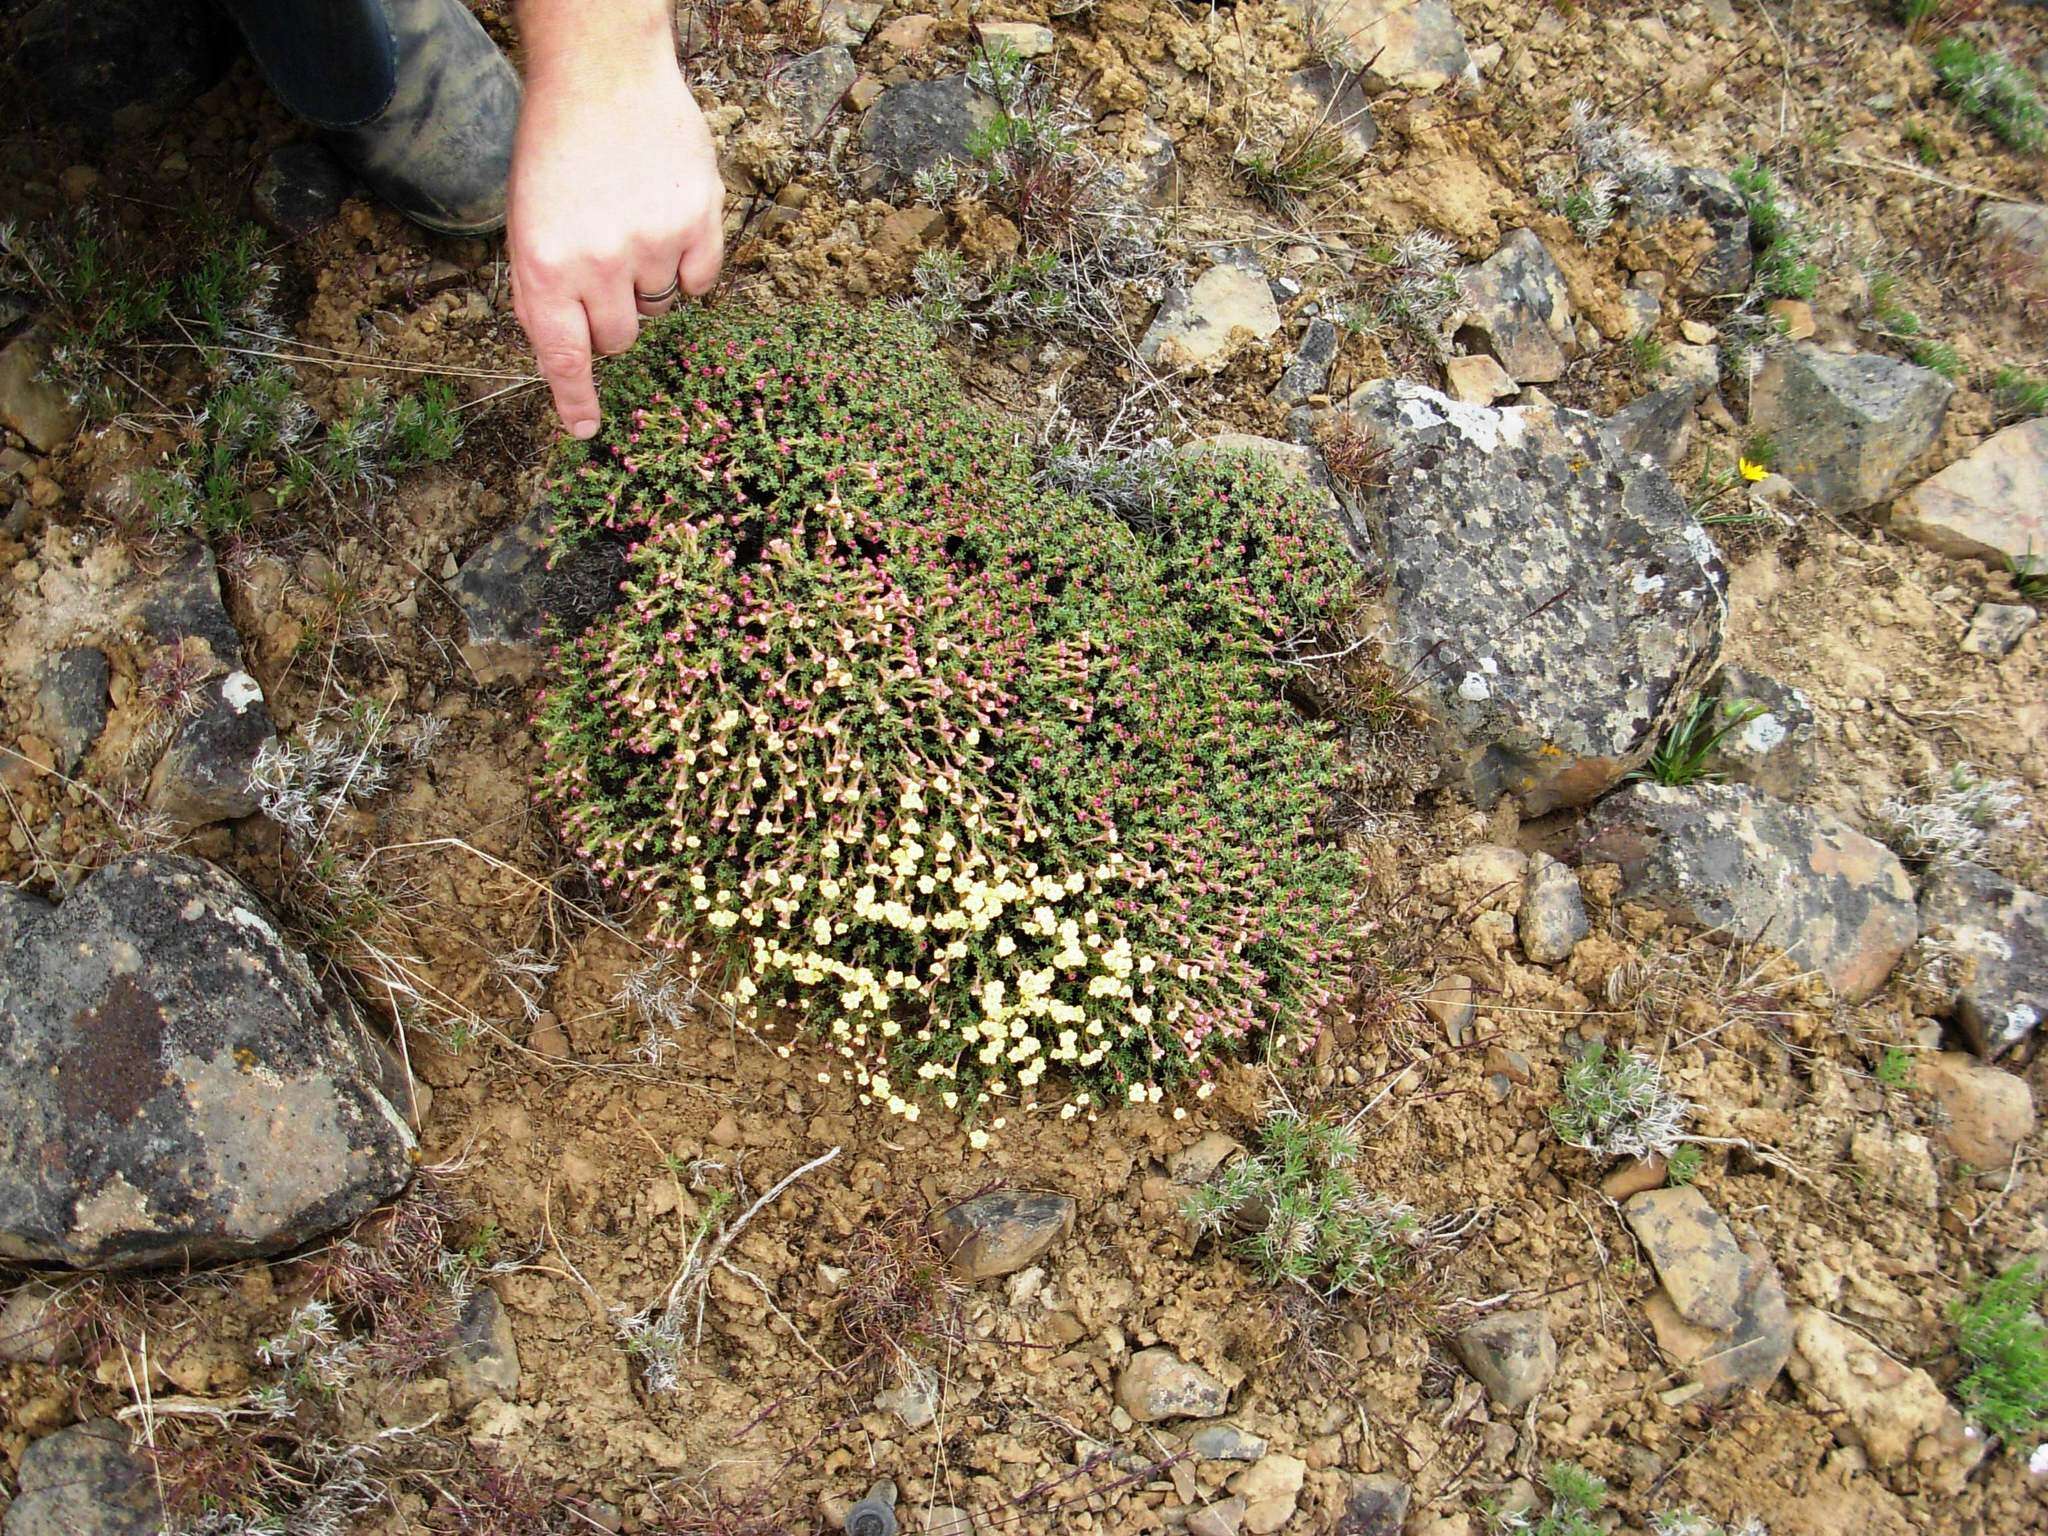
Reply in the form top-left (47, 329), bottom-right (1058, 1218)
top-left (1951, 1260), bottom-right (2048, 1446)
top-left (1637, 693), bottom-right (1767, 787)
top-left (1930, 37), bottom-right (2046, 151)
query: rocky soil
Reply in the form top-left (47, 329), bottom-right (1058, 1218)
top-left (1, 2), bottom-right (2046, 1535)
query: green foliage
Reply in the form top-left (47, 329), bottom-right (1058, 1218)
top-left (1183, 1111), bottom-right (1418, 1295)
top-left (1663, 1142), bottom-right (1705, 1186)
top-left (1550, 1043), bottom-right (1690, 1160)
top-left (1628, 330), bottom-right (1669, 377)
top-left (536, 305), bottom-right (1371, 1123)
top-left (1951, 1260), bottom-right (2048, 1445)
top-left (1892, 0), bottom-right (1986, 45)
top-left (1910, 337), bottom-right (1962, 380)
top-left (1733, 158), bottom-right (1822, 300)
top-left (1992, 366), bottom-right (2048, 419)
top-left (1930, 37), bottom-right (2046, 151)
top-left (1234, 121), bottom-right (1364, 217)
top-left (1875, 1045), bottom-right (1915, 1089)
top-left (1502, 1463), bottom-right (1607, 1536)
top-left (1636, 693), bottom-right (1766, 787)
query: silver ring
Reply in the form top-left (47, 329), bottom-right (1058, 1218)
top-left (634, 277), bottom-right (681, 306)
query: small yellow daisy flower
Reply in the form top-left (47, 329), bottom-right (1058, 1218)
top-left (1737, 457), bottom-right (1768, 482)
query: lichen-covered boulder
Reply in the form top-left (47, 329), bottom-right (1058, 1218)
top-left (0, 856), bottom-right (414, 1269)
top-left (1340, 381), bottom-right (1726, 813)
top-left (1455, 228), bottom-right (1575, 384)
top-left (856, 76), bottom-right (994, 196)
top-left (1749, 343), bottom-right (1951, 511)
top-left (1581, 782), bottom-right (1918, 1002)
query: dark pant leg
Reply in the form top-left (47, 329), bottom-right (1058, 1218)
top-left (212, 0), bottom-right (399, 128)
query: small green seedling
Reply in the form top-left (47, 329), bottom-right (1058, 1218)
top-left (1876, 1046), bottom-right (1915, 1090)
top-left (1636, 694), bottom-right (1766, 787)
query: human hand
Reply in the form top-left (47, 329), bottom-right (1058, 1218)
top-left (508, 7), bottom-right (724, 438)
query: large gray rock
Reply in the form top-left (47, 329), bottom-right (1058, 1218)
top-left (1340, 381), bottom-right (1725, 813)
top-left (1602, 386), bottom-right (1696, 469)
top-left (1749, 343), bottom-right (1951, 511)
top-left (856, 76), bottom-right (996, 196)
top-left (1454, 1307), bottom-right (1556, 1410)
top-left (1890, 417), bottom-right (2048, 577)
top-left (1581, 782), bottom-right (1918, 1002)
top-left (1139, 258), bottom-right (1283, 372)
top-left (131, 543), bottom-right (273, 827)
top-left (1977, 201), bottom-right (2048, 300)
top-left (1456, 229), bottom-right (1575, 384)
top-left (1665, 167), bottom-right (1752, 299)
top-left (1, 1420), bottom-right (159, 1536)
top-left (1293, 0), bottom-right (1472, 92)
top-left (1917, 861), bottom-right (2047, 1059)
top-left (0, 329), bottom-right (82, 454)
top-left (0, 856), bottom-right (414, 1268)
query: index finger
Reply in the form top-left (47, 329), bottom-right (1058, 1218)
top-left (516, 283), bottom-right (602, 439)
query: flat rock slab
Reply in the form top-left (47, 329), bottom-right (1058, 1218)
top-left (1790, 1308), bottom-right (1985, 1494)
top-left (1454, 1307), bottom-right (1556, 1410)
top-left (1334, 1475), bottom-right (1411, 1536)
top-left (1915, 1052), bottom-right (2035, 1170)
top-left (32, 647), bottom-right (110, 773)
top-left (1341, 381), bottom-right (1725, 813)
top-left (1642, 1244), bottom-right (1793, 1397)
top-left (1456, 229), bottom-right (1575, 384)
top-left (1624, 1187), bottom-right (1745, 1332)
top-left (1282, 65), bottom-right (1377, 157)
top-left (1581, 782), bottom-right (1918, 1002)
top-left (857, 76), bottom-right (995, 196)
top-left (0, 856), bottom-right (414, 1268)
top-left (1116, 1346), bottom-right (1230, 1422)
top-left (454, 500), bottom-right (628, 684)
top-left (1750, 343), bottom-right (1951, 511)
top-left (933, 1190), bottom-right (1076, 1279)
top-left (1293, 0), bottom-right (1472, 91)
top-left (1916, 861), bottom-right (2047, 1059)
top-left (1891, 416), bottom-right (2048, 576)
top-left (1139, 259), bottom-right (1283, 372)
top-left (1, 1420), bottom-right (159, 1536)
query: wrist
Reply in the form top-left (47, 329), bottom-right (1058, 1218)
top-left (518, 0), bottom-right (674, 96)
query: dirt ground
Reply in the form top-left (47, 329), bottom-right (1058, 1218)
top-left (2, 2), bottom-right (2046, 1534)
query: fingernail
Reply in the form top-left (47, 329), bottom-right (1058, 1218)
top-left (571, 418), bottom-right (599, 439)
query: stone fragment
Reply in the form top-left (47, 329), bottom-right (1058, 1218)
top-left (32, 647), bottom-right (109, 772)
top-left (1170, 1133), bottom-right (1245, 1186)
top-left (817, 0), bottom-right (883, 46)
top-left (1116, 1346), bottom-right (1230, 1422)
top-left (1518, 851), bottom-right (1588, 964)
top-left (857, 77), bottom-right (995, 196)
top-left (1961, 602), bottom-right (2037, 657)
top-left (1915, 1052), bottom-right (2034, 1170)
top-left (1333, 1475), bottom-right (1410, 1536)
top-left (0, 1283), bottom-right (83, 1367)
top-left (451, 498), bottom-right (627, 685)
top-left (1340, 382), bottom-right (1725, 813)
top-left (1665, 167), bottom-right (1752, 298)
top-left (1444, 354), bottom-right (1517, 404)
top-left (1419, 973), bottom-right (1477, 1040)
top-left (1700, 665), bottom-right (1818, 798)
top-left (1229, 1453), bottom-right (1306, 1534)
top-left (779, 45), bottom-right (858, 141)
top-left (1625, 1187), bottom-right (1746, 1332)
top-left (1891, 417), bottom-right (2048, 577)
top-left (933, 1191), bottom-right (1076, 1280)
top-left (1581, 782), bottom-right (1918, 1002)
top-left (1282, 64), bottom-right (1378, 156)
top-left (1120, 116), bottom-right (1179, 209)
top-left (1271, 317), bottom-right (1340, 406)
top-left (1749, 343), bottom-right (1951, 511)
top-left (1454, 1308), bottom-right (1557, 1410)
top-left (0, 856), bottom-right (414, 1268)
top-left (1789, 1309), bottom-right (1985, 1493)
top-left (1293, 0), bottom-right (1473, 92)
top-left (976, 20), bottom-right (1055, 58)
top-left (132, 544), bottom-right (272, 827)
top-left (0, 328), bottom-right (82, 453)
top-left (1916, 862), bottom-right (2048, 1059)
top-left (1977, 200), bottom-right (2048, 299)
top-left (1602, 386), bottom-right (1695, 469)
top-left (1455, 229), bottom-right (1575, 383)
top-left (1766, 298), bottom-right (1816, 340)
top-left (1, 1419), bottom-right (159, 1536)
top-left (1139, 259), bottom-right (1283, 372)
top-left (445, 1288), bottom-right (520, 1409)
top-left (1186, 1422), bottom-right (1267, 1461)
top-left (1641, 1244), bottom-right (1793, 1398)
top-left (252, 141), bottom-right (356, 238)
top-left (877, 1378), bottom-right (937, 1430)
top-left (1599, 1156), bottom-right (1667, 1201)
top-left (1849, 1129), bottom-right (1938, 1211)
top-left (1188, 1497), bottom-right (1247, 1536)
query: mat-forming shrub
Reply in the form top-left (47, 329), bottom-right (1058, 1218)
top-left (536, 306), bottom-right (1368, 1125)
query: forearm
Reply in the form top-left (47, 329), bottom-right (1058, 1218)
top-left (516, 0), bottom-right (674, 91)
